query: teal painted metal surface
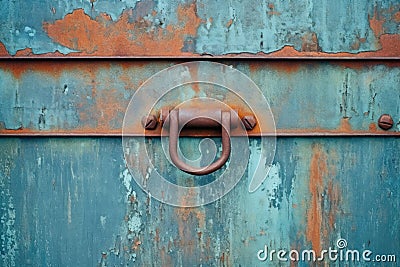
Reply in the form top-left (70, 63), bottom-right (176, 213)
top-left (0, 138), bottom-right (399, 266)
top-left (0, 0), bottom-right (399, 57)
top-left (1, 0), bottom-right (400, 266)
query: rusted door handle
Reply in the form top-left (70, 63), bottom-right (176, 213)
top-left (167, 108), bottom-right (234, 175)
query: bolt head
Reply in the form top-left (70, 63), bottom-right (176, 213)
top-left (242, 115), bottom-right (257, 130)
top-left (141, 115), bottom-right (158, 130)
top-left (378, 114), bottom-right (394, 130)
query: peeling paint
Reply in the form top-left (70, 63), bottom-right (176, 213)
top-left (43, 3), bottom-right (202, 56)
top-left (100, 216), bottom-right (107, 228)
top-left (0, 1), bottom-right (399, 57)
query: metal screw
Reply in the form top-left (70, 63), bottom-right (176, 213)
top-left (141, 115), bottom-right (158, 130)
top-left (378, 114), bottom-right (394, 130)
top-left (242, 115), bottom-right (257, 130)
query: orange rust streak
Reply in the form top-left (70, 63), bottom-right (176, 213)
top-left (369, 122), bottom-right (377, 132)
top-left (188, 62), bottom-right (200, 92)
top-left (338, 118), bottom-right (352, 132)
top-left (43, 4), bottom-right (202, 56)
top-left (2, 61), bottom-right (102, 79)
top-left (369, 7), bottom-right (385, 38)
top-left (306, 144), bottom-right (327, 255)
top-left (249, 61), bottom-right (302, 74)
top-left (306, 145), bottom-right (341, 256)
top-left (226, 19), bottom-right (233, 28)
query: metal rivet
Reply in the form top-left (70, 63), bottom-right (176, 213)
top-left (242, 115), bottom-right (257, 130)
top-left (378, 114), bottom-right (394, 130)
top-left (141, 115), bottom-right (158, 130)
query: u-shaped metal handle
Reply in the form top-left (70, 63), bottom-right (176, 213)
top-left (168, 109), bottom-right (232, 175)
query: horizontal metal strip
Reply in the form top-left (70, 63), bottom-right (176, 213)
top-left (2, 56), bottom-right (400, 61)
top-left (1, 130), bottom-right (399, 137)
top-left (1, 61), bottom-right (399, 136)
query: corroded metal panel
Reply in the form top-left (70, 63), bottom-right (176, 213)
top-left (0, 0), bottom-right (399, 57)
top-left (1, 61), bottom-right (399, 136)
top-left (0, 138), bottom-right (399, 266)
top-left (0, 0), bottom-right (399, 266)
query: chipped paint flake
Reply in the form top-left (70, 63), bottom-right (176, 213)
top-left (120, 168), bottom-right (133, 201)
top-left (67, 189), bottom-right (72, 224)
top-left (127, 211), bottom-right (142, 234)
top-left (100, 216), bottom-right (107, 228)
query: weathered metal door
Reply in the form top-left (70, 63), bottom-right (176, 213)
top-left (1, 1), bottom-right (399, 266)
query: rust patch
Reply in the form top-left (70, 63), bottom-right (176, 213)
top-left (306, 144), bottom-right (327, 255)
top-left (80, 88), bottom-right (128, 130)
top-left (188, 61), bottom-right (200, 92)
top-left (174, 189), bottom-right (207, 258)
top-left (307, 144), bottom-right (341, 256)
top-left (43, 3), bottom-right (202, 56)
top-left (1, 61), bottom-right (103, 79)
top-left (249, 61), bottom-right (302, 74)
top-left (374, 34), bottom-right (400, 56)
top-left (15, 48), bottom-right (36, 56)
top-left (131, 238), bottom-right (141, 250)
top-left (350, 36), bottom-right (366, 51)
top-left (369, 122), bottom-right (377, 132)
top-left (226, 19), bottom-right (233, 28)
top-left (301, 32), bottom-right (321, 52)
top-left (338, 118), bottom-right (352, 132)
top-left (0, 42), bottom-right (9, 56)
top-left (369, 8), bottom-right (385, 38)
top-left (2, 4), bottom-right (398, 58)
top-left (394, 11), bottom-right (400, 22)
top-left (267, 3), bottom-right (281, 16)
